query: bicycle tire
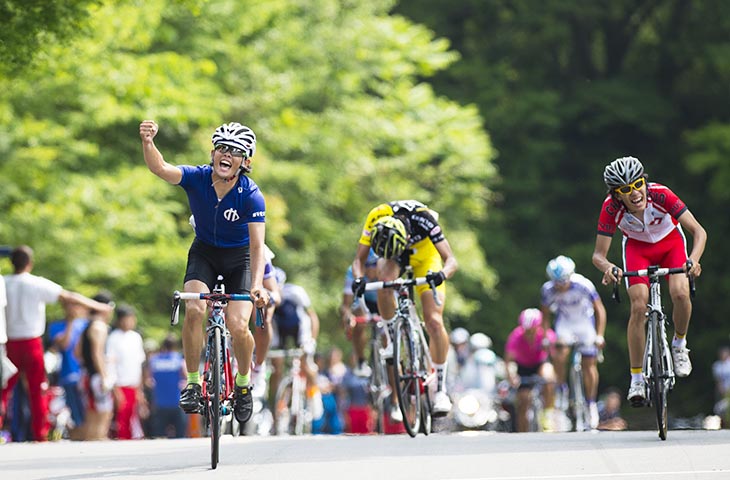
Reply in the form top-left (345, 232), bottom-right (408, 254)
top-left (650, 312), bottom-right (668, 440)
top-left (394, 316), bottom-right (421, 437)
top-left (209, 328), bottom-right (222, 469)
top-left (274, 376), bottom-right (294, 435)
top-left (570, 363), bottom-right (588, 432)
top-left (369, 345), bottom-right (387, 434)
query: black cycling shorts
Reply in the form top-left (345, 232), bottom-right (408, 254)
top-left (183, 238), bottom-right (251, 293)
top-left (517, 363), bottom-right (545, 390)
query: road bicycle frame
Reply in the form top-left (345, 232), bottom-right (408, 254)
top-left (613, 262), bottom-right (695, 440)
top-left (363, 268), bottom-right (439, 437)
top-left (171, 276), bottom-right (263, 468)
top-left (271, 348), bottom-right (309, 436)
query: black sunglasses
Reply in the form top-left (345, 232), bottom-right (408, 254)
top-left (214, 144), bottom-right (247, 158)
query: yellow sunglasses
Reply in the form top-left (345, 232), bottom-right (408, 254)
top-left (614, 177), bottom-right (645, 195)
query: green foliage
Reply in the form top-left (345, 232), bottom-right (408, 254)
top-left (0, 0), bottom-right (496, 354)
top-left (0, 0), bottom-right (103, 75)
top-left (395, 0), bottom-right (730, 417)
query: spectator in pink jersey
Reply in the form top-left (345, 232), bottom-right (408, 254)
top-left (1, 246), bottom-right (113, 441)
top-left (592, 157), bottom-right (706, 407)
top-left (504, 308), bottom-right (557, 432)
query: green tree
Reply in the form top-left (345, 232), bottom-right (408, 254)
top-left (0, 0), bottom-right (496, 350)
top-left (394, 0), bottom-right (730, 417)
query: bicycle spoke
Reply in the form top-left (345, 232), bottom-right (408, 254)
top-left (394, 319), bottom-right (420, 437)
top-left (209, 328), bottom-right (222, 469)
top-left (650, 313), bottom-right (668, 440)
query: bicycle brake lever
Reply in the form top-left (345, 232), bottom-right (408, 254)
top-left (611, 267), bottom-right (621, 304)
top-left (171, 292), bottom-right (181, 326)
top-left (685, 259), bottom-right (696, 299)
top-left (428, 279), bottom-right (443, 306)
top-left (255, 307), bottom-right (265, 328)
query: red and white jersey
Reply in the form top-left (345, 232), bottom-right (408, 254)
top-left (596, 182), bottom-right (687, 244)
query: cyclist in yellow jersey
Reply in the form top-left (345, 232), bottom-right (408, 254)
top-left (352, 200), bottom-right (458, 417)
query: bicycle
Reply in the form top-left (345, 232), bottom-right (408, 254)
top-left (271, 347), bottom-right (311, 436)
top-left (365, 313), bottom-right (392, 434)
top-left (351, 298), bottom-right (392, 433)
top-left (171, 275), bottom-right (264, 469)
top-left (612, 261), bottom-right (695, 440)
top-left (363, 267), bottom-right (439, 438)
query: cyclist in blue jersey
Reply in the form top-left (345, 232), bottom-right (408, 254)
top-left (140, 120), bottom-right (270, 425)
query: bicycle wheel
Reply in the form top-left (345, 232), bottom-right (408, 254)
top-left (274, 376), bottom-right (294, 435)
top-left (394, 317), bottom-right (421, 437)
top-left (368, 345), bottom-right (387, 434)
top-left (570, 365), bottom-right (588, 431)
top-left (208, 328), bottom-right (222, 469)
top-left (650, 312), bottom-right (668, 440)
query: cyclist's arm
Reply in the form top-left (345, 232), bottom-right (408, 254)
top-left (434, 238), bottom-right (458, 279)
top-left (593, 297), bottom-right (607, 347)
top-left (503, 350), bottom-right (519, 386)
top-left (352, 243), bottom-right (371, 279)
top-left (307, 307), bottom-right (320, 340)
top-left (341, 292), bottom-right (354, 326)
top-left (592, 234), bottom-right (620, 285)
top-left (677, 209), bottom-right (707, 277)
top-left (248, 222), bottom-right (268, 307)
top-left (263, 273), bottom-right (281, 306)
top-left (139, 120), bottom-right (182, 185)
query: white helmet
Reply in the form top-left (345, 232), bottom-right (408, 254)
top-left (469, 332), bottom-right (493, 350)
top-left (212, 122), bottom-right (257, 158)
top-left (603, 156), bottom-right (644, 189)
top-left (450, 327), bottom-right (470, 345)
top-left (546, 255), bottom-right (575, 282)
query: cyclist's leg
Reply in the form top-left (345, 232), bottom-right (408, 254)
top-left (515, 386), bottom-right (531, 432)
top-left (375, 258), bottom-right (399, 320)
top-left (227, 300), bottom-right (255, 381)
top-left (182, 279), bottom-right (208, 376)
top-left (627, 284), bottom-right (650, 372)
top-left (352, 320), bottom-right (368, 367)
top-left (668, 272), bottom-right (691, 338)
top-left (550, 342), bottom-right (569, 387)
top-left (663, 228), bottom-right (692, 342)
top-left (538, 361), bottom-right (557, 411)
top-left (252, 304), bottom-right (272, 368)
top-left (375, 258), bottom-right (400, 412)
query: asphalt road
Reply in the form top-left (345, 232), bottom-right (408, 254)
top-left (1, 429), bottom-right (729, 480)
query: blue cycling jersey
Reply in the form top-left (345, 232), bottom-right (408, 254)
top-left (179, 165), bottom-right (265, 248)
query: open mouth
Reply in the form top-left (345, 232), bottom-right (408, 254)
top-left (219, 159), bottom-right (233, 172)
top-left (629, 192), bottom-right (645, 210)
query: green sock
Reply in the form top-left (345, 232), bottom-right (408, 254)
top-left (235, 372), bottom-right (250, 387)
top-left (187, 372), bottom-right (201, 385)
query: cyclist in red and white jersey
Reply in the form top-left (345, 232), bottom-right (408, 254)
top-left (592, 156), bottom-right (706, 406)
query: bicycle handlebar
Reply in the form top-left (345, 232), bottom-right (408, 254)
top-left (170, 291), bottom-right (266, 328)
top-left (362, 275), bottom-right (442, 306)
top-left (611, 260), bottom-right (696, 303)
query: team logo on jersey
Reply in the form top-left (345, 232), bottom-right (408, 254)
top-left (430, 226), bottom-right (441, 236)
top-left (252, 211), bottom-right (265, 218)
top-left (223, 208), bottom-right (240, 222)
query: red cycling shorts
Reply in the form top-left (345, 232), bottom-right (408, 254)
top-left (622, 227), bottom-right (687, 287)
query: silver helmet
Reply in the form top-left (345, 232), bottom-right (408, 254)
top-left (603, 156), bottom-right (644, 189)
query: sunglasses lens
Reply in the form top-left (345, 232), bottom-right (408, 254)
top-left (215, 145), bottom-right (245, 157)
top-left (616, 178), bottom-right (644, 194)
